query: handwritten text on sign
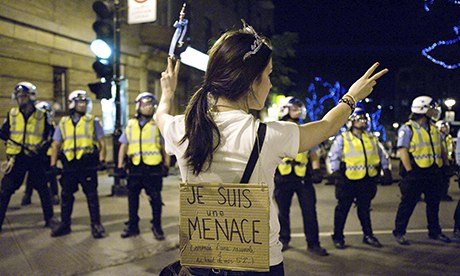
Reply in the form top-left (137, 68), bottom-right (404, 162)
top-left (180, 182), bottom-right (269, 272)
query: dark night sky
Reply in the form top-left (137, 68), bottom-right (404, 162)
top-left (272, 1), bottom-right (460, 104)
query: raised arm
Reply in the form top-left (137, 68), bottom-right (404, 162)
top-left (156, 58), bottom-right (181, 136)
top-left (298, 62), bottom-right (388, 152)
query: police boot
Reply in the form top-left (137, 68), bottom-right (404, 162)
top-left (87, 194), bottom-right (105, 239)
top-left (37, 185), bottom-right (54, 226)
top-left (0, 190), bottom-right (13, 233)
top-left (51, 195), bottom-right (74, 237)
top-left (150, 193), bottom-right (164, 241)
top-left (152, 223), bottom-right (165, 241)
top-left (91, 223), bottom-right (106, 239)
top-left (121, 221), bottom-right (140, 238)
top-left (51, 222), bottom-right (71, 237)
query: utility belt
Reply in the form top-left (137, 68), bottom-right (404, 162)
top-left (399, 155), bottom-right (441, 178)
top-left (61, 152), bottom-right (98, 169)
top-left (127, 160), bottom-right (166, 177)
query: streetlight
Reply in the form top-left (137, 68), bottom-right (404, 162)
top-left (444, 98), bottom-right (456, 122)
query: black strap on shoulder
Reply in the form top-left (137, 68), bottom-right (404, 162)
top-left (240, 123), bottom-right (266, 184)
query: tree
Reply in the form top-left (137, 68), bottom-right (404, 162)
top-left (270, 32), bottom-right (298, 97)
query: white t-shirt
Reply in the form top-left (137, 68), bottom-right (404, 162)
top-left (164, 110), bottom-right (299, 266)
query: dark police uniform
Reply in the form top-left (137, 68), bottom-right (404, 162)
top-left (274, 146), bottom-right (327, 255)
top-left (393, 120), bottom-right (449, 242)
top-left (329, 129), bottom-right (388, 248)
top-left (119, 117), bottom-right (166, 240)
top-left (0, 106), bottom-right (55, 231)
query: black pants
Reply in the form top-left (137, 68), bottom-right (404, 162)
top-left (0, 153), bottom-right (54, 228)
top-left (126, 164), bottom-right (163, 228)
top-left (60, 157), bottom-right (101, 226)
top-left (24, 155), bottom-right (59, 198)
top-left (393, 172), bottom-right (442, 236)
top-left (332, 177), bottom-right (377, 241)
top-left (274, 177), bottom-right (321, 247)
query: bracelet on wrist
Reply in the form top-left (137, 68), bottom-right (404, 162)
top-left (338, 97), bottom-right (356, 115)
top-left (344, 94), bottom-right (357, 105)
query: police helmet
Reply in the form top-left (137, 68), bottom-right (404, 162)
top-left (13, 81), bottom-right (37, 101)
top-left (435, 120), bottom-right (450, 134)
top-left (347, 102), bottom-right (369, 129)
top-left (279, 96), bottom-right (306, 120)
top-left (68, 90), bottom-right (90, 110)
top-left (411, 96), bottom-right (441, 121)
top-left (35, 101), bottom-right (52, 112)
top-left (135, 92), bottom-right (158, 112)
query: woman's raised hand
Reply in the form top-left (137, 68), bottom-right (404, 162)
top-left (347, 62), bottom-right (388, 102)
top-left (160, 57), bottom-right (180, 99)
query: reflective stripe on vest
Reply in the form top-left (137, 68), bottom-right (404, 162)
top-left (6, 107), bottom-right (45, 155)
top-left (445, 134), bottom-right (453, 161)
top-left (60, 115), bottom-right (95, 161)
top-left (342, 131), bottom-right (380, 180)
top-left (126, 118), bottom-right (162, 166)
top-left (407, 121), bottom-right (443, 168)
top-left (277, 152), bottom-right (309, 177)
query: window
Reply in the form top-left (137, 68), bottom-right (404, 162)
top-left (53, 66), bottom-right (68, 113)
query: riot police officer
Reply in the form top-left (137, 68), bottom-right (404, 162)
top-left (393, 96), bottom-right (450, 245)
top-left (274, 97), bottom-right (328, 256)
top-left (21, 101), bottom-right (60, 206)
top-left (117, 92), bottom-right (170, 240)
top-left (0, 82), bottom-right (56, 232)
top-left (50, 90), bottom-right (106, 239)
top-left (436, 120), bottom-right (454, 201)
top-left (454, 128), bottom-right (460, 240)
top-left (328, 103), bottom-right (389, 249)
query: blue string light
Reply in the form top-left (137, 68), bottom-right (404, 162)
top-left (422, 1), bottom-right (460, 69)
top-left (305, 77), bottom-right (387, 141)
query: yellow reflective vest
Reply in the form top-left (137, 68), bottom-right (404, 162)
top-left (342, 131), bottom-right (380, 180)
top-left (277, 152), bottom-right (309, 177)
top-left (125, 118), bottom-right (162, 166)
top-left (407, 120), bottom-right (443, 169)
top-left (59, 115), bottom-right (96, 161)
top-left (443, 134), bottom-right (453, 162)
top-left (6, 107), bottom-right (46, 156)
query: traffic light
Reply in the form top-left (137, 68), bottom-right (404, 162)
top-left (88, 80), bottom-right (112, 100)
top-left (90, 0), bottom-right (115, 80)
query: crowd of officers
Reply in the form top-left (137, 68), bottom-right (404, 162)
top-left (0, 82), bottom-right (459, 255)
top-left (0, 82), bottom-right (167, 240)
top-left (273, 95), bottom-right (460, 256)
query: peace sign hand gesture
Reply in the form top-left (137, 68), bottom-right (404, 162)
top-left (347, 62), bottom-right (389, 102)
top-left (160, 57), bottom-right (181, 100)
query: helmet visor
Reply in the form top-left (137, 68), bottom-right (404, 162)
top-left (426, 106), bottom-right (441, 121)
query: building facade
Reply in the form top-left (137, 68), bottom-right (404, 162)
top-left (0, 0), bottom-right (274, 162)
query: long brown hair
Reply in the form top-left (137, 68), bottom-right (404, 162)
top-left (180, 29), bottom-right (272, 175)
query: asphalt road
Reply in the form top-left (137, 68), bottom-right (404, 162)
top-left (0, 170), bottom-right (459, 275)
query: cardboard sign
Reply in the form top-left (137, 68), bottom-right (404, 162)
top-left (179, 182), bottom-right (270, 272)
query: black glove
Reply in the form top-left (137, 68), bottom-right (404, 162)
top-left (114, 167), bottom-right (127, 179)
top-left (47, 165), bottom-right (62, 176)
top-left (404, 169), bottom-right (417, 182)
top-left (331, 171), bottom-right (345, 186)
top-left (311, 169), bottom-right (323, 184)
top-left (97, 160), bottom-right (107, 171)
top-left (161, 164), bottom-right (170, 177)
top-left (380, 168), bottom-right (393, 185)
top-left (443, 165), bottom-right (455, 177)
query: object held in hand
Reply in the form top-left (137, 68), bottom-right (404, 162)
top-left (168, 3), bottom-right (188, 59)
